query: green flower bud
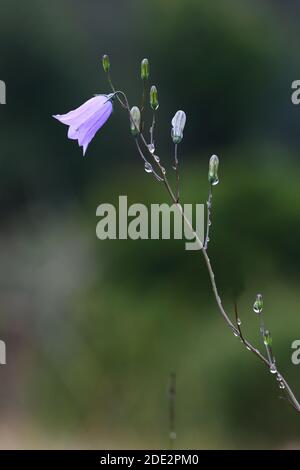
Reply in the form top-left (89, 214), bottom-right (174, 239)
top-left (263, 330), bottom-right (272, 347)
top-left (130, 106), bottom-right (141, 136)
top-left (208, 154), bottom-right (219, 186)
top-left (253, 293), bottom-right (263, 314)
top-left (171, 110), bottom-right (186, 144)
top-left (141, 58), bottom-right (149, 80)
top-left (150, 85), bottom-right (159, 110)
top-left (102, 54), bottom-right (110, 73)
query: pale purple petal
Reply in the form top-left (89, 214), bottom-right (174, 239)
top-left (53, 95), bottom-right (108, 127)
top-left (67, 126), bottom-right (78, 140)
top-left (53, 94), bottom-right (113, 155)
top-left (77, 100), bottom-right (112, 146)
top-left (81, 104), bottom-right (113, 155)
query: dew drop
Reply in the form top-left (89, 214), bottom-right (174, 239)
top-left (270, 363), bottom-right (277, 374)
top-left (279, 382), bottom-right (285, 389)
top-left (154, 154), bottom-right (160, 163)
top-left (144, 162), bottom-right (153, 173)
top-left (211, 178), bottom-right (219, 186)
top-left (237, 318), bottom-right (242, 326)
top-left (233, 332), bottom-right (239, 337)
top-left (148, 143), bottom-right (155, 154)
top-left (246, 346), bottom-right (251, 351)
top-left (161, 166), bottom-right (166, 175)
top-left (253, 294), bottom-right (263, 314)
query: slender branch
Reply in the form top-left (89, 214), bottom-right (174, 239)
top-left (152, 161), bottom-right (300, 411)
top-left (140, 80), bottom-right (147, 132)
top-left (234, 301), bottom-right (245, 344)
top-left (134, 138), bottom-right (163, 182)
top-left (139, 126), bottom-right (300, 410)
top-left (173, 144), bottom-right (180, 203)
top-left (150, 111), bottom-right (156, 147)
top-left (107, 72), bottom-right (127, 109)
top-left (105, 72), bottom-right (300, 413)
top-left (204, 185), bottom-right (212, 249)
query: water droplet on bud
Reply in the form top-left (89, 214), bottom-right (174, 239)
top-left (253, 293), bottom-right (263, 314)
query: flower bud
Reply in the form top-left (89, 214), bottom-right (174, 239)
top-left (171, 110), bottom-right (186, 144)
top-left (141, 58), bottom-right (149, 80)
top-left (253, 293), bottom-right (263, 314)
top-left (263, 330), bottom-right (272, 347)
top-left (208, 154), bottom-right (219, 186)
top-left (102, 54), bottom-right (110, 73)
top-left (130, 106), bottom-right (141, 136)
top-left (150, 85), bottom-right (159, 110)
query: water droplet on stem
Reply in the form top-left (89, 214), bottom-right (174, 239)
top-left (144, 162), bottom-right (153, 173)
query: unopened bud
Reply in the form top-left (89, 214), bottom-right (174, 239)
top-left (150, 85), bottom-right (159, 110)
top-left (208, 154), bottom-right (219, 186)
top-left (253, 294), bottom-right (263, 314)
top-left (102, 54), bottom-right (110, 73)
top-left (130, 106), bottom-right (141, 136)
top-left (171, 110), bottom-right (186, 144)
top-left (141, 58), bottom-right (149, 80)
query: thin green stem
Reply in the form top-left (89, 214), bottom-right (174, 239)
top-left (174, 144), bottom-right (180, 203)
top-left (150, 111), bottom-right (156, 147)
top-left (104, 72), bottom-right (300, 413)
top-left (204, 185), bottom-right (212, 249)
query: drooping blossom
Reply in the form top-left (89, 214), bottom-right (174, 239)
top-left (53, 94), bottom-right (113, 156)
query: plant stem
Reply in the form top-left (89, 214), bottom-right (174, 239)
top-left (105, 73), bottom-right (300, 412)
top-left (149, 150), bottom-right (300, 412)
top-left (204, 185), bottom-right (212, 249)
top-left (174, 144), bottom-right (180, 203)
top-left (150, 111), bottom-right (156, 147)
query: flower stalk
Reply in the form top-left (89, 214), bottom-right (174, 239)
top-left (54, 55), bottom-right (300, 415)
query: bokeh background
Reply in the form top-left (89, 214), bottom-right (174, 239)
top-left (0, 0), bottom-right (300, 449)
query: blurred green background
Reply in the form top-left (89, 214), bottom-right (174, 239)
top-left (0, 0), bottom-right (300, 449)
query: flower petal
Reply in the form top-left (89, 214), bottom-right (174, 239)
top-left (53, 95), bottom-right (108, 128)
top-left (67, 126), bottom-right (78, 140)
top-left (77, 101), bottom-right (112, 145)
top-left (80, 102), bottom-right (113, 155)
top-left (53, 94), bottom-right (113, 155)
